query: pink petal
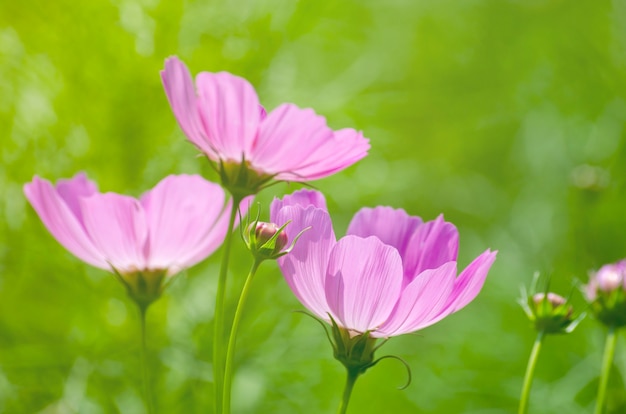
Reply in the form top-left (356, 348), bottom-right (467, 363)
top-left (269, 189), bottom-right (328, 220)
top-left (24, 176), bottom-right (108, 270)
top-left (80, 193), bottom-right (148, 273)
top-left (251, 104), bottom-right (334, 178)
top-left (443, 249), bottom-right (497, 312)
top-left (325, 236), bottom-right (403, 333)
top-left (272, 204), bottom-right (336, 320)
top-left (195, 71), bottom-right (261, 162)
top-left (347, 207), bottom-right (422, 263)
top-left (403, 215), bottom-right (459, 283)
top-left (278, 128), bottom-right (370, 181)
top-left (54, 172), bottom-right (99, 224)
top-left (375, 262), bottom-right (457, 337)
top-left (141, 175), bottom-right (230, 274)
top-left (161, 57), bottom-right (215, 157)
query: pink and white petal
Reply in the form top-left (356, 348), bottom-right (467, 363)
top-left (325, 236), bottom-right (403, 333)
top-left (403, 215), bottom-right (459, 282)
top-left (23, 177), bottom-right (108, 270)
top-left (273, 205), bottom-right (336, 320)
top-left (443, 249), bottom-right (497, 313)
top-left (277, 128), bottom-right (370, 181)
top-left (347, 207), bottom-right (422, 260)
top-left (374, 262), bottom-right (457, 337)
top-left (165, 196), bottom-right (247, 276)
top-left (195, 71), bottom-right (261, 161)
top-left (161, 57), bottom-right (215, 157)
top-left (80, 193), bottom-right (148, 272)
top-left (269, 189), bottom-right (327, 220)
top-left (251, 104), bottom-right (334, 176)
top-left (55, 172), bottom-right (99, 225)
top-left (178, 197), bottom-right (233, 273)
top-left (141, 175), bottom-right (229, 272)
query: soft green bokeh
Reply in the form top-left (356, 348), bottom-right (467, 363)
top-left (2, 0), bottom-right (626, 412)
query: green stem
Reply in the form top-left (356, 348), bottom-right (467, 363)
top-left (518, 331), bottom-right (544, 414)
top-left (222, 259), bottom-right (263, 414)
top-left (595, 326), bottom-right (617, 414)
top-left (213, 196), bottom-right (241, 414)
top-left (337, 369), bottom-right (360, 414)
top-left (139, 305), bottom-right (154, 414)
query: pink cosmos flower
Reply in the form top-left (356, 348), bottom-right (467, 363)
top-left (24, 173), bottom-right (235, 279)
top-left (270, 189), bottom-right (497, 338)
top-left (161, 56), bottom-right (370, 191)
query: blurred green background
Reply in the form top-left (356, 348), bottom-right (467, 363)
top-left (2, 0), bottom-right (626, 412)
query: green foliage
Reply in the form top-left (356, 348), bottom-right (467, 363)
top-left (1, 0), bottom-right (626, 412)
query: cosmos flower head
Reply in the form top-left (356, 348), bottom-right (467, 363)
top-left (24, 173), bottom-right (238, 307)
top-left (270, 189), bottom-right (497, 338)
top-left (161, 56), bottom-right (370, 197)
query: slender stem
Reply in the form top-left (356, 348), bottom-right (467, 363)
top-left (139, 305), bottom-right (155, 414)
top-left (337, 369), bottom-right (360, 414)
top-left (222, 259), bottom-right (263, 414)
top-left (595, 326), bottom-right (618, 414)
top-left (213, 196), bottom-right (241, 414)
top-left (518, 331), bottom-right (544, 414)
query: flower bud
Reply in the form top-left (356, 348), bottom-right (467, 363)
top-left (520, 274), bottom-right (583, 335)
top-left (245, 221), bottom-right (288, 260)
top-left (532, 292), bottom-right (567, 309)
top-left (587, 260), bottom-right (626, 328)
top-left (253, 222), bottom-right (288, 251)
top-left (525, 292), bottom-right (576, 334)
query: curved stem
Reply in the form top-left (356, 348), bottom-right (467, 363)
top-left (139, 305), bottom-right (155, 414)
top-left (518, 331), bottom-right (544, 414)
top-left (337, 369), bottom-right (360, 414)
top-left (595, 326), bottom-right (618, 414)
top-left (213, 196), bottom-right (242, 414)
top-left (222, 259), bottom-right (263, 414)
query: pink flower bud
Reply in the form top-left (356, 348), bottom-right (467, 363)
top-left (586, 260), bottom-right (626, 301)
top-left (526, 292), bottom-right (576, 334)
top-left (246, 221), bottom-right (289, 260)
top-left (532, 292), bottom-right (566, 308)
top-left (587, 260), bottom-right (626, 328)
top-left (597, 266), bottom-right (625, 291)
top-left (253, 222), bottom-right (288, 251)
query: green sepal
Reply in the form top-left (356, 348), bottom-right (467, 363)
top-left (591, 287), bottom-right (626, 328)
top-left (217, 157), bottom-right (275, 199)
top-left (328, 314), bottom-right (377, 375)
top-left (110, 266), bottom-right (168, 312)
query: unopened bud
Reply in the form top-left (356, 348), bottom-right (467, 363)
top-left (587, 260), bottom-right (626, 328)
top-left (252, 222), bottom-right (288, 251)
top-left (532, 292), bottom-right (567, 311)
top-left (246, 221), bottom-right (288, 260)
top-left (533, 292), bottom-right (573, 318)
top-left (520, 275), bottom-right (583, 335)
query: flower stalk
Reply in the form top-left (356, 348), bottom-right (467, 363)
top-left (222, 258), bottom-right (263, 414)
top-left (517, 280), bottom-right (582, 414)
top-left (213, 195), bottom-right (242, 413)
top-left (221, 218), bottom-right (297, 413)
top-left (518, 331), bottom-right (544, 414)
top-left (586, 260), bottom-right (626, 414)
top-left (594, 326), bottom-right (617, 414)
top-left (337, 368), bottom-right (360, 414)
top-left (139, 304), bottom-right (155, 414)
